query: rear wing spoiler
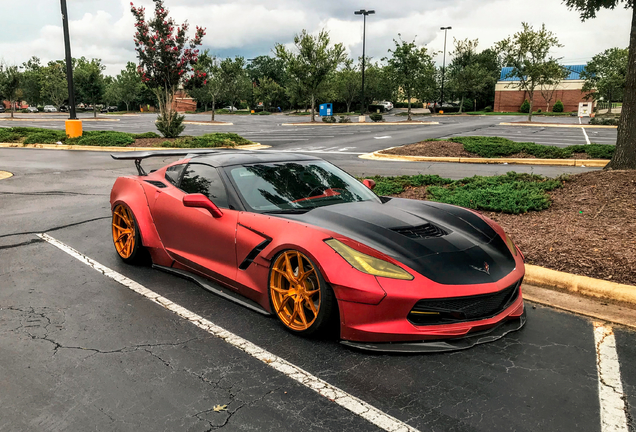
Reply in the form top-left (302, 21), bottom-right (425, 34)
top-left (111, 150), bottom-right (220, 176)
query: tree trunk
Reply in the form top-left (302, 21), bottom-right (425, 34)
top-left (407, 91), bottom-right (412, 121)
top-left (310, 94), bottom-right (315, 122)
top-left (211, 99), bottom-right (215, 122)
top-left (93, 103), bottom-right (97, 118)
top-left (346, 101), bottom-right (351, 114)
top-left (608, 89), bottom-right (613, 114)
top-left (606, 5), bottom-right (636, 169)
top-left (11, 102), bottom-right (14, 119)
top-left (528, 94), bottom-right (534, 122)
top-left (125, 102), bottom-right (130, 112)
top-left (459, 95), bottom-right (465, 113)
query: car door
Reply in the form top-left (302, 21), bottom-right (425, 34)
top-left (152, 162), bottom-right (239, 286)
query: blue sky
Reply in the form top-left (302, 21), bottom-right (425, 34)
top-left (0, 0), bottom-right (631, 76)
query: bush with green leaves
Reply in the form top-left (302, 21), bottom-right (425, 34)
top-left (370, 113), bottom-right (383, 122)
top-left (72, 131), bottom-right (135, 147)
top-left (252, 111), bottom-right (271, 115)
top-left (131, 132), bottom-right (161, 139)
top-left (462, 99), bottom-right (473, 113)
top-left (552, 100), bottom-right (564, 112)
top-left (483, 105), bottom-right (493, 112)
top-left (519, 99), bottom-right (530, 113)
top-left (23, 130), bottom-right (67, 144)
top-left (0, 129), bottom-right (21, 142)
top-left (448, 136), bottom-right (614, 159)
top-left (322, 116), bottom-right (337, 123)
top-left (162, 133), bottom-right (253, 148)
top-left (590, 116), bottom-right (619, 126)
top-left (156, 111), bottom-right (185, 138)
top-left (369, 172), bottom-right (565, 214)
top-left (338, 116), bottom-right (351, 123)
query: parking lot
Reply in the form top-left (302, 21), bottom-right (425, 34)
top-left (0, 114), bottom-right (632, 431)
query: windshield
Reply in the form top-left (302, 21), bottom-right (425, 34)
top-left (227, 161), bottom-right (380, 213)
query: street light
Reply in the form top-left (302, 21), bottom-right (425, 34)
top-left (439, 26), bottom-right (452, 107)
top-left (354, 9), bottom-right (375, 115)
top-left (60, 0), bottom-right (81, 137)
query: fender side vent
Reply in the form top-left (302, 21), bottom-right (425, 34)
top-left (239, 239), bottom-right (272, 270)
top-left (392, 223), bottom-right (448, 239)
top-left (144, 180), bottom-right (167, 188)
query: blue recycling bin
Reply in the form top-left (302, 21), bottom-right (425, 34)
top-left (319, 103), bottom-right (332, 116)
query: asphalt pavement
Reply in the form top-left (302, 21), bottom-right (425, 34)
top-left (0, 113), bottom-right (632, 431)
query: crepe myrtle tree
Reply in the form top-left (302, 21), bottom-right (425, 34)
top-left (130, 0), bottom-right (205, 137)
top-left (0, 64), bottom-right (22, 119)
top-left (564, 0), bottom-right (636, 169)
top-left (184, 51), bottom-right (225, 121)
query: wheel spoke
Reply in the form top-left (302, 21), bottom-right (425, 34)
top-left (273, 268), bottom-right (292, 283)
top-left (284, 253), bottom-right (296, 281)
top-left (298, 304), bottom-right (308, 328)
top-left (277, 294), bottom-right (293, 314)
top-left (115, 231), bottom-right (130, 242)
top-left (303, 296), bottom-right (318, 315)
top-left (271, 285), bottom-right (290, 294)
top-left (289, 301), bottom-right (299, 323)
top-left (305, 289), bottom-right (319, 297)
top-left (299, 268), bottom-right (315, 282)
top-left (115, 209), bottom-right (130, 226)
top-left (296, 251), bottom-right (305, 278)
top-left (113, 223), bottom-right (128, 232)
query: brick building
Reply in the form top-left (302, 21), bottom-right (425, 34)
top-left (494, 65), bottom-right (591, 113)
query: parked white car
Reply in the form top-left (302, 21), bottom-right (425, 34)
top-left (43, 105), bottom-right (57, 112)
top-left (26, 106), bottom-right (39, 113)
top-left (379, 101), bottom-right (394, 111)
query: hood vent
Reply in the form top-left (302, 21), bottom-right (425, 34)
top-left (392, 223), bottom-right (448, 239)
top-left (144, 180), bottom-right (167, 188)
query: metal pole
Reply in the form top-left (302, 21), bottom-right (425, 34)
top-left (361, 13), bottom-right (366, 115)
top-left (60, 0), bottom-right (77, 120)
top-left (440, 28), bottom-right (448, 106)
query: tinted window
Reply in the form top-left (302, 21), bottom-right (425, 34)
top-left (165, 164), bottom-right (185, 186)
top-left (180, 164), bottom-right (229, 209)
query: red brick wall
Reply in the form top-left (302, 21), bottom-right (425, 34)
top-left (494, 89), bottom-right (590, 112)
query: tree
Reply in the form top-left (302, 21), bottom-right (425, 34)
top-left (185, 51), bottom-right (225, 120)
top-left (564, 0), bottom-right (635, 169)
top-left (333, 59), bottom-right (360, 113)
top-left (385, 36), bottom-right (436, 121)
top-left (130, 0), bottom-right (205, 137)
top-left (276, 29), bottom-right (345, 122)
top-left (103, 76), bottom-right (120, 108)
top-left (539, 62), bottom-right (570, 112)
top-left (447, 39), bottom-right (491, 113)
top-left (219, 57), bottom-right (249, 112)
top-left (254, 77), bottom-right (285, 111)
top-left (74, 57), bottom-right (106, 118)
top-left (581, 47), bottom-right (628, 114)
top-left (115, 62), bottom-right (144, 112)
top-left (21, 57), bottom-right (43, 107)
top-left (497, 23), bottom-right (563, 121)
top-left (40, 61), bottom-right (68, 108)
top-left (0, 64), bottom-right (22, 118)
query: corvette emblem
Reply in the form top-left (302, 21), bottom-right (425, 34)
top-left (470, 262), bottom-right (490, 275)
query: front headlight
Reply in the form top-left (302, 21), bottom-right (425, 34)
top-left (504, 232), bottom-right (518, 256)
top-left (325, 239), bottom-right (414, 280)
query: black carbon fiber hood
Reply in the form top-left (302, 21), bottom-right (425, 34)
top-left (279, 198), bottom-right (516, 285)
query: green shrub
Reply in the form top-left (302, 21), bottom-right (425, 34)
top-left (536, 108), bottom-right (542, 113)
top-left (590, 116), bottom-right (619, 126)
top-left (252, 111), bottom-right (271, 115)
top-left (36, 106), bottom-right (44, 112)
top-left (370, 113), bottom-right (383, 122)
top-left (23, 130), bottom-right (67, 144)
top-left (73, 131), bottom-right (135, 147)
top-left (552, 100), bottom-right (564, 112)
top-left (9, 127), bottom-right (55, 137)
top-left (322, 116), bottom-right (337, 123)
top-left (216, 108), bottom-right (230, 114)
top-left (519, 100), bottom-right (530, 113)
top-left (338, 116), bottom-right (352, 123)
top-left (131, 132), bottom-right (160, 139)
top-left (0, 129), bottom-right (21, 142)
top-left (162, 133), bottom-right (253, 148)
top-left (483, 106), bottom-right (493, 112)
top-left (462, 99), bottom-right (473, 113)
top-left (156, 111), bottom-right (185, 138)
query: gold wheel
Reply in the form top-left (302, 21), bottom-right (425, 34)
top-left (112, 204), bottom-right (136, 259)
top-left (270, 251), bottom-right (321, 332)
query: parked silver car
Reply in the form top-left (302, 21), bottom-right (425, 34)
top-left (43, 105), bottom-right (58, 113)
top-left (27, 106), bottom-right (39, 113)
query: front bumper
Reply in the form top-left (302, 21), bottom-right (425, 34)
top-left (341, 309), bottom-right (526, 353)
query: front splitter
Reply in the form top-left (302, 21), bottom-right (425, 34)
top-left (340, 310), bottom-right (526, 353)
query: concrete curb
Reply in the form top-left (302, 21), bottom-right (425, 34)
top-left (359, 149), bottom-right (609, 167)
top-left (183, 121), bottom-right (233, 126)
top-left (0, 170), bottom-right (13, 180)
top-left (281, 121), bottom-right (439, 126)
top-left (525, 264), bottom-right (636, 305)
top-left (0, 142), bottom-right (270, 152)
top-left (499, 122), bottom-right (617, 129)
top-left (0, 118), bottom-right (120, 122)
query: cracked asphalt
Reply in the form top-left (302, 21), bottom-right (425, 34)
top-left (0, 115), bottom-right (633, 431)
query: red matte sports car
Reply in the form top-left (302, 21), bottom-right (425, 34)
top-left (110, 150), bottom-right (526, 352)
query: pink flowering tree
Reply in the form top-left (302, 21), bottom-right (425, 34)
top-left (130, 0), bottom-right (205, 137)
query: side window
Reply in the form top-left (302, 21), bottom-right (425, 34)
top-left (165, 164), bottom-right (186, 186)
top-left (180, 163), bottom-right (229, 209)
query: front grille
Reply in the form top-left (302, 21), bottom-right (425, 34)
top-left (408, 279), bottom-right (521, 325)
top-left (392, 223), bottom-right (448, 239)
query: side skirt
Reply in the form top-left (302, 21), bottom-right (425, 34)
top-left (153, 264), bottom-right (272, 316)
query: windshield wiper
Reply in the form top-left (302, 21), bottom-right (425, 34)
top-left (262, 209), bottom-right (311, 214)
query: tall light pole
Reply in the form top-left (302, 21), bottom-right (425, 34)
top-left (439, 26), bottom-right (452, 106)
top-left (60, 0), bottom-right (82, 137)
top-left (354, 9), bottom-right (374, 115)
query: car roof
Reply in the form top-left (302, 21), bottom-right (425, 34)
top-left (188, 150), bottom-right (322, 168)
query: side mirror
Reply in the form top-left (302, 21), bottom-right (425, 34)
top-left (362, 179), bottom-right (376, 190)
top-left (183, 193), bottom-right (223, 218)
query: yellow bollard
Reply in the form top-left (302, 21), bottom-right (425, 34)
top-left (65, 120), bottom-right (83, 138)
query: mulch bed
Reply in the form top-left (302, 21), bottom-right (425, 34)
top-left (393, 170), bottom-right (636, 286)
top-left (131, 137), bottom-right (176, 147)
top-left (382, 140), bottom-right (591, 159)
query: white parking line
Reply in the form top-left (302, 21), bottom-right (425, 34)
top-left (594, 323), bottom-right (629, 432)
top-left (582, 127), bottom-right (591, 145)
top-left (36, 233), bottom-right (420, 432)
